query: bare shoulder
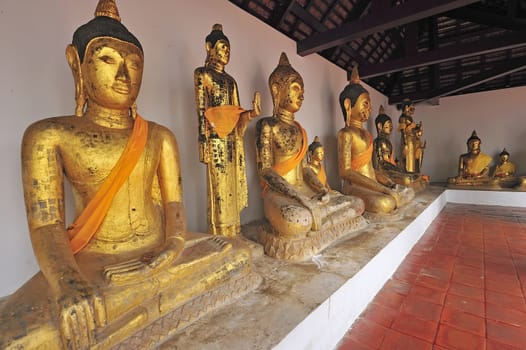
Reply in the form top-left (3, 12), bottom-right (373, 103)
top-left (148, 121), bottom-right (178, 144)
top-left (23, 115), bottom-right (79, 141)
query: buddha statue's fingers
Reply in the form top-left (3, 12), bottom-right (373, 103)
top-left (58, 291), bottom-right (97, 349)
top-left (103, 260), bottom-right (145, 284)
top-left (252, 91), bottom-right (262, 118)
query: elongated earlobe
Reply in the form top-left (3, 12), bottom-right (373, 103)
top-left (66, 44), bottom-right (86, 117)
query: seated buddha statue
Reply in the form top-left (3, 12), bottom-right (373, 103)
top-left (448, 130), bottom-right (492, 186)
top-left (338, 68), bottom-right (414, 215)
top-left (372, 106), bottom-right (428, 191)
top-left (307, 136), bottom-right (331, 191)
top-left (254, 53), bottom-right (366, 261)
top-left (0, 2), bottom-right (259, 349)
top-left (492, 148), bottom-right (521, 188)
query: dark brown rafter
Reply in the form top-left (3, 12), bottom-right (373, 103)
top-left (447, 7), bottom-right (526, 31)
top-left (360, 32), bottom-right (526, 78)
top-left (228, 0), bottom-right (526, 104)
top-left (297, 0), bottom-right (481, 55)
top-left (389, 57), bottom-right (526, 104)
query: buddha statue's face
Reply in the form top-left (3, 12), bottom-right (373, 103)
top-left (468, 140), bottom-right (481, 155)
top-left (278, 80), bottom-right (304, 113)
top-left (208, 39), bottom-right (230, 66)
top-left (381, 120), bottom-right (393, 135)
top-left (350, 93), bottom-right (371, 123)
top-left (404, 103), bottom-right (415, 116)
top-left (500, 154), bottom-right (509, 163)
top-left (311, 147), bottom-right (324, 162)
top-left (82, 37), bottom-right (143, 110)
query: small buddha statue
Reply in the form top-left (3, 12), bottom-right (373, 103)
top-left (307, 136), bottom-right (331, 191)
top-left (338, 68), bottom-right (414, 215)
top-left (373, 106), bottom-right (428, 191)
top-left (414, 123), bottom-right (426, 174)
top-left (448, 130), bottom-right (492, 185)
top-left (398, 100), bottom-right (424, 173)
top-left (254, 53), bottom-right (366, 261)
top-left (194, 24), bottom-right (261, 237)
top-left (0, 2), bottom-right (259, 349)
top-left (491, 148), bottom-right (522, 188)
top-left (493, 148), bottom-right (516, 178)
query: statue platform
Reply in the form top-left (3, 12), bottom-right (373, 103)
top-left (3, 187), bottom-right (524, 349)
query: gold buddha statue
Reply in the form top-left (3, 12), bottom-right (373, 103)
top-left (398, 100), bottom-right (424, 173)
top-left (373, 106), bottom-right (428, 191)
top-left (491, 148), bottom-right (522, 188)
top-left (253, 53), bottom-right (366, 261)
top-left (194, 24), bottom-right (261, 237)
top-left (307, 136), bottom-right (331, 191)
top-left (0, 2), bottom-right (260, 349)
top-left (448, 130), bottom-right (492, 185)
top-left (338, 68), bottom-right (414, 215)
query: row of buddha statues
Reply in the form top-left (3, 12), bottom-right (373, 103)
top-left (448, 130), bottom-right (526, 188)
top-left (0, 1), bottom-right (429, 348)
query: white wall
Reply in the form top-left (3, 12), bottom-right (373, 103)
top-left (0, 0), bottom-right (388, 296)
top-left (415, 87), bottom-right (526, 182)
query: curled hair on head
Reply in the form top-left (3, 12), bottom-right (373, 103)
top-left (374, 105), bottom-right (392, 133)
top-left (205, 24), bottom-right (230, 47)
top-left (269, 52), bottom-right (303, 115)
top-left (339, 66), bottom-right (368, 122)
top-left (72, 0), bottom-right (142, 63)
top-left (308, 136), bottom-right (323, 155)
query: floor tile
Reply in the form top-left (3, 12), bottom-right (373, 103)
top-left (407, 285), bottom-right (446, 306)
top-left (487, 319), bottom-right (526, 349)
top-left (360, 302), bottom-right (399, 328)
top-left (444, 294), bottom-right (485, 317)
top-left (379, 329), bottom-right (433, 350)
top-left (448, 282), bottom-right (484, 302)
top-left (391, 313), bottom-right (438, 343)
top-left (435, 324), bottom-right (485, 350)
top-left (346, 318), bottom-right (388, 349)
top-left (400, 296), bottom-right (443, 322)
top-left (440, 306), bottom-right (485, 336)
top-left (486, 303), bottom-right (526, 328)
top-left (486, 290), bottom-right (526, 313)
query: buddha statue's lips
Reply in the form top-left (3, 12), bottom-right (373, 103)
top-left (112, 83), bottom-right (130, 94)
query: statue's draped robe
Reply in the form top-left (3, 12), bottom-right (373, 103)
top-left (194, 66), bottom-right (248, 235)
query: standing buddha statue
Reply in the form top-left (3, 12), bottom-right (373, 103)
top-left (194, 24), bottom-right (261, 237)
top-left (398, 100), bottom-right (424, 173)
top-left (0, 2), bottom-right (260, 349)
top-left (254, 53), bottom-right (366, 261)
top-left (373, 106), bottom-right (428, 191)
top-left (338, 68), bottom-right (414, 215)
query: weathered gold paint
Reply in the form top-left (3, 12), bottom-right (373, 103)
top-left (0, 2), bottom-right (257, 349)
top-left (194, 24), bottom-right (261, 237)
top-left (448, 130), bottom-right (493, 185)
top-left (338, 68), bottom-right (414, 214)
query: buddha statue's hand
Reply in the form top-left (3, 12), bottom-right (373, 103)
top-left (251, 91), bottom-right (262, 118)
top-left (311, 189), bottom-right (330, 205)
top-left (296, 194), bottom-right (323, 231)
top-left (103, 236), bottom-right (184, 285)
top-left (56, 276), bottom-right (105, 350)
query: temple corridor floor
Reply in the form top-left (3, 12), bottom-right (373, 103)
top-left (337, 203), bottom-right (526, 350)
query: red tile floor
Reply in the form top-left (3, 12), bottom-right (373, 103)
top-left (338, 203), bottom-right (526, 350)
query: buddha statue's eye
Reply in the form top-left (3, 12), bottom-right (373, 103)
top-left (99, 55), bottom-right (117, 64)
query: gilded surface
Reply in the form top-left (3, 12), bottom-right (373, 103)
top-left (448, 130), bottom-right (493, 185)
top-left (253, 53), bottom-right (366, 260)
top-left (338, 68), bottom-right (414, 214)
top-left (373, 108), bottom-right (428, 191)
top-left (0, 2), bottom-right (258, 349)
top-left (194, 24), bottom-right (260, 236)
top-left (397, 101), bottom-right (424, 173)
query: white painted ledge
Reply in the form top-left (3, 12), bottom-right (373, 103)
top-left (274, 189), bottom-right (526, 350)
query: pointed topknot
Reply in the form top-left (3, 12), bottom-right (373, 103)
top-left (379, 105), bottom-right (385, 115)
top-left (350, 66), bottom-right (360, 84)
top-left (212, 23), bottom-right (223, 32)
top-left (95, 0), bottom-right (121, 22)
top-left (314, 136), bottom-right (320, 143)
top-left (278, 52), bottom-right (291, 67)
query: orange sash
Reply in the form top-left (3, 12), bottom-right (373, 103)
top-left (67, 115), bottom-right (149, 254)
top-left (204, 105), bottom-right (245, 138)
top-left (351, 131), bottom-right (373, 170)
top-left (262, 122), bottom-right (308, 196)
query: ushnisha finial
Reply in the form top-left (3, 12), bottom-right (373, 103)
top-left (379, 105), bottom-right (385, 115)
top-left (212, 23), bottom-right (223, 32)
top-left (95, 0), bottom-right (121, 22)
top-left (467, 130), bottom-right (481, 144)
top-left (350, 66), bottom-right (360, 84)
top-left (279, 52), bottom-right (291, 67)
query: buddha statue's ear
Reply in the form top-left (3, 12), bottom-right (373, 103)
top-left (343, 97), bottom-right (352, 123)
top-left (66, 44), bottom-right (86, 117)
top-left (271, 83), bottom-right (280, 115)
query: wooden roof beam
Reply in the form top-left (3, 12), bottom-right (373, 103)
top-left (297, 0), bottom-right (481, 56)
top-left (360, 32), bottom-right (526, 79)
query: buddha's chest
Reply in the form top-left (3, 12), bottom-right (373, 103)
top-left (273, 124), bottom-right (304, 156)
top-left (203, 72), bottom-right (236, 106)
